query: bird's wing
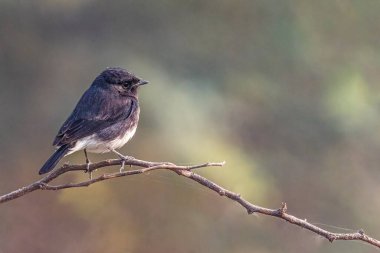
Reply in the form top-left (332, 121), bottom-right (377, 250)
top-left (53, 87), bottom-right (136, 146)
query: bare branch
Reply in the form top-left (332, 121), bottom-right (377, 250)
top-left (1, 158), bottom-right (379, 249)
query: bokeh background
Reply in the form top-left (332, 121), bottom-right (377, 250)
top-left (1, 1), bottom-right (380, 252)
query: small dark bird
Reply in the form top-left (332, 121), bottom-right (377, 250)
top-left (39, 67), bottom-right (148, 176)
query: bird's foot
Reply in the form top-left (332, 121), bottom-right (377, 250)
top-left (83, 149), bottom-right (94, 179)
top-left (109, 149), bottom-right (134, 172)
top-left (118, 155), bottom-right (134, 172)
top-left (85, 162), bottom-right (93, 180)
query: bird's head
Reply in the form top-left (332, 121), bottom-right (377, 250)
top-left (95, 67), bottom-right (148, 96)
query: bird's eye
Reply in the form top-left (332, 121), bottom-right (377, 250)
top-left (122, 80), bottom-right (133, 88)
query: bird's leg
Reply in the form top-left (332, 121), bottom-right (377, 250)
top-left (84, 149), bottom-right (92, 179)
top-left (110, 149), bottom-right (134, 172)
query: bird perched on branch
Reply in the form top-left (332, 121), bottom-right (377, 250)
top-left (39, 67), bottom-right (148, 177)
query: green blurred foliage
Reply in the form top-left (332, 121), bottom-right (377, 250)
top-left (1, 1), bottom-right (380, 252)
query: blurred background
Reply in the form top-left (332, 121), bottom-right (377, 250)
top-left (1, 1), bottom-right (380, 252)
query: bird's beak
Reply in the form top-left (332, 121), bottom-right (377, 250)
top-left (137, 80), bottom-right (149, 86)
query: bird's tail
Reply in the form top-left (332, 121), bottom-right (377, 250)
top-left (39, 144), bottom-right (71, 175)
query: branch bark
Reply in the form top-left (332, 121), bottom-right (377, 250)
top-left (1, 158), bottom-right (379, 249)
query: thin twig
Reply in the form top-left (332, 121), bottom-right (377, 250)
top-left (0, 158), bottom-right (379, 249)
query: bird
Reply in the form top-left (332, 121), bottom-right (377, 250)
top-left (39, 67), bottom-right (148, 176)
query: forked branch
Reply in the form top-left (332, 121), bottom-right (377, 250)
top-left (1, 158), bottom-right (379, 249)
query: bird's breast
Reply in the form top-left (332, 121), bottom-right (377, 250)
top-left (70, 124), bottom-right (138, 154)
top-left (67, 99), bottom-right (140, 154)
top-left (105, 124), bottom-right (138, 150)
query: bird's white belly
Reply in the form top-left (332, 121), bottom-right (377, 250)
top-left (68, 125), bottom-right (137, 154)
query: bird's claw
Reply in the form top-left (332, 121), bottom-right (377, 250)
top-left (119, 155), bottom-right (134, 172)
top-left (120, 160), bottom-right (125, 173)
top-left (109, 149), bottom-right (134, 173)
top-left (85, 162), bottom-right (92, 180)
